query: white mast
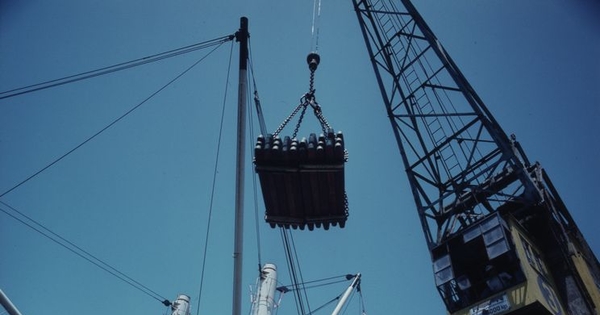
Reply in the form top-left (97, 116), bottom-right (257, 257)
top-left (331, 274), bottom-right (361, 315)
top-left (253, 264), bottom-right (278, 315)
top-left (170, 294), bottom-right (191, 315)
top-left (0, 289), bottom-right (23, 315)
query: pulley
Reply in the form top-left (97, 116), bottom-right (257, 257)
top-left (307, 52), bottom-right (320, 72)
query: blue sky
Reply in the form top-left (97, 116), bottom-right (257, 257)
top-left (1, 1), bottom-right (599, 315)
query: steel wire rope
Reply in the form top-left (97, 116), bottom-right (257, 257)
top-left (248, 38), bottom-right (268, 137)
top-left (273, 274), bottom-right (351, 315)
top-left (286, 230), bottom-right (305, 313)
top-left (245, 52), bottom-right (261, 309)
top-left (280, 228), bottom-right (314, 315)
top-left (0, 201), bottom-right (170, 305)
top-left (280, 229), bottom-right (305, 315)
top-left (0, 35), bottom-right (235, 100)
top-left (194, 39), bottom-right (235, 315)
top-left (281, 278), bottom-right (350, 292)
top-left (0, 42), bottom-right (227, 199)
top-left (293, 228), bottom-right (313, 315)
top-left (247, 38), bottom-right (264, 271)
top-left (304, 295), bottom-right (340, 315)
top-left (310, 0), bottom-right (322, 52)
top-left (358, 288), bottom-right (367, 315)
top-left (298, 274), bottom-right (350, 285)
top-left (305, 287), bottom-right (356, 315)
top-left (283, 276), bottom-right (357, 315)
top-left (336, 288), bottom-right (357, 315)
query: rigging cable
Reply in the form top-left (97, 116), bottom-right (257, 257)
top-left (0, 41), bottom-right (228, 199)
top-left (276, 275), bottom-right (360, 315)
top-left (280, 229), bottom-right (303, 315)
top-left (310, 0), bottom-right (322, 52)
top-left (0, 35), bottom-right (235, 100)
top-left (248, 39), bottom-right (268, 137)
top-left (0, 200), bottom-right (170, 306)
top-left (304, 291), bottom-right (345, 315)
top-left (279, 277), bottom-right (351, 292)
top-left (195, 39), bottom-right (235, 315)
top-left (280, 228), bottom-right (313, 315)
top-left (247, 37), bottom-right (264, 270)
top-left (306, 296), bottom-right (338, 315)
top-left (358, 287), bottom-right (367, 315)
top-left (337, 287), bottom-right (357, 315)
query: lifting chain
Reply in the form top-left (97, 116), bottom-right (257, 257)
top-left (272, 101), bottom-right (305, 138)
top-left (272, 52), bottom-right (332, 139)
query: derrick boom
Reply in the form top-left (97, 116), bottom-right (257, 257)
top-left (353, 0), bottom-right (600, 314)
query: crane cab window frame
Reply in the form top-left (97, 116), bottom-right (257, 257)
top-left (431, 213), bottom-right (526, 312)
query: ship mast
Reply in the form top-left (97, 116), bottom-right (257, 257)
top-left (232, 16), bottom-right (249, 315)
top-left (252, 264), bottom-right (278, 315)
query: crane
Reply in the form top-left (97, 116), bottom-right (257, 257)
top-left (352, 0), bottom-right (600, 314)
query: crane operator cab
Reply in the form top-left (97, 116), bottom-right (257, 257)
top-left (432, 213), bottom-right (567, 315)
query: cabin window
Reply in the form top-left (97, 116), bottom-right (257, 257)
top-left (482, 217), bottom-right (509, 259)
top-left (434, 254), bottom-right (453, 286)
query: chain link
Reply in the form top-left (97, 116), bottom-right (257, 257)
top-left (309, 69), bottom-right (315, 94)
top-left (272, 66), bottom-right (333, 138)
top-left (292, 104), bottom-right (309, 139)
top-left (272, 102), bottom-right (305, 137)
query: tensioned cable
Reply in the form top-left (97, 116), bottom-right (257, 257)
top-left (246, 81), bottom-right (262, 314)
top-left (293, 274), bottom-right (350, 286)
top-left (290, 230), bottom-right (312, 315)
top-left (281, 229), bottom-right (304, 315)
top-left (0, 200), bottom-right (170, 305)
top-left (358, 289), bottom-right (367, 315)
top-left (310, 0), bottom-right (322, 52)
top-left (280, 278), bottom-right (350, 292)
top-left (305, 282), bottom-right (358, 315)
top-left (0, 42), bottom-right (227, 199)
top-left (195, 39), bottom-right (235, 315)
top-left (277, 275), bottom-right (358, 315)
top-left (280, 229), bottom-right (313, 315)
top-left (248, 38), bottom-right (268, 137)
top-left (305, 295), bottom-right (339, 315)
top-left (0, 35), bottom-right (235, 100)
top-left (336, 288), bottom-right (357, 315)
top-left (247, 38), bottom-right (264, 271)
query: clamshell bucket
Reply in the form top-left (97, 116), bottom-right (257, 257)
top-left (254, 129), bottom-right (348, 230)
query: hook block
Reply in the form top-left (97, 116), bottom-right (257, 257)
top-left (307, 52), bottom-right (320, 71)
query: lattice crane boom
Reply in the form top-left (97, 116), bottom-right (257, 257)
top-left (353, 0), bottom-right (600, 314)
top-left (353, 0), bottom-right (539, 249)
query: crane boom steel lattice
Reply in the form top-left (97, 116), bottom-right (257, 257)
top-left (352, 0), bottom-right (600, 314)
